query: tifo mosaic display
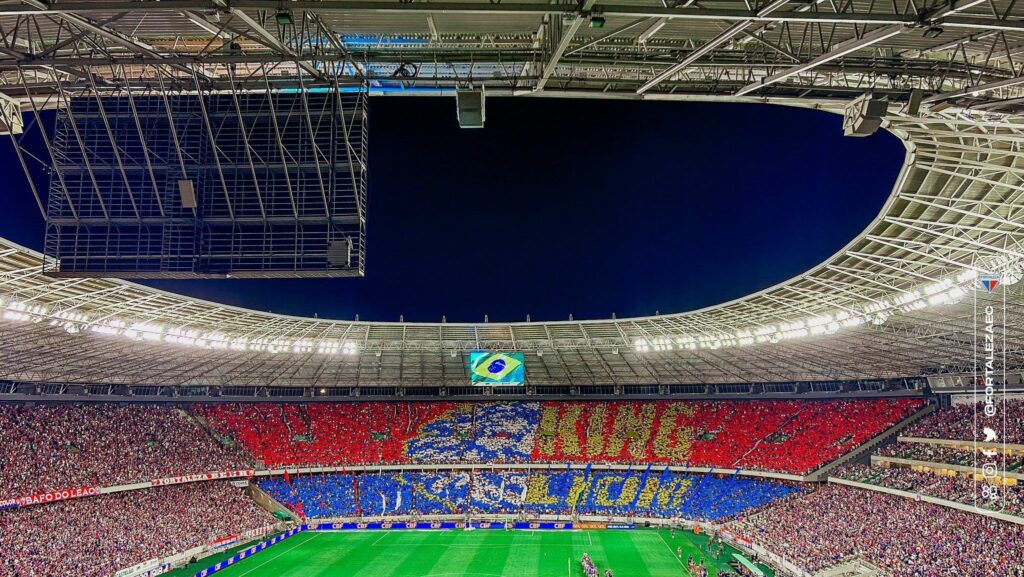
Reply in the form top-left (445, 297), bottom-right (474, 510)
top-left (0, 399), bottom-right (922, 511)
top-left (258, 469), bottom-right (800, 520)
top-left (199, 399), bottom-right (924, 474)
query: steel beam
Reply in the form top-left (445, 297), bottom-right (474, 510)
top-left (636, 0), bottom-right (789, 94)
top-left (227, 8), bottom-right (326, 81)
top-left (735, 25), bottom-right (905, 96)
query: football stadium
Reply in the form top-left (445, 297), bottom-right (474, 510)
top-left (1, 2), bottom-right (1024, 577)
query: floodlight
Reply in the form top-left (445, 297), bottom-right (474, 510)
top-left (956, 270), bottom-right (978, 283)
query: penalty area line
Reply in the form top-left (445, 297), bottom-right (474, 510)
top-left (231, 531), bottom-right (323, 577)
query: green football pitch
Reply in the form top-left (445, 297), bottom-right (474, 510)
top-left (182, 529), bottom-right (773, 577)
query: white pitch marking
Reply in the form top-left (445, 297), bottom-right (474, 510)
top-left (657, 531), bottom-right (686, 568)
top-left (232, 531), bottom-right (323, 577)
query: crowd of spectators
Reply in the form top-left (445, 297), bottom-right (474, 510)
top-left (0, 404), bottom-right (252, 496)
top-left (0, 482), bottom-right (275, 577)
top-left (831, 463), bottom-right (915, 488)
top-left (202, 399), bottom-right (922, 474)
top-left (728, 399), bottom-right (923, 473)
top-left (358, 471), bottom-right (470, 516)
top-left (11, 398), bottom-right (1024, 577)
top-left (904, 400), bottom-right (1024, 443)
top-left (527, 399), bottom-right (921, 474)
top-left (197, 402), bottom-right (458, 467)
top-left (876, 441), bottom-right (1024, 470)
top-left (257, 469), bottom-right (799, 521)
top-left (0, 399), bottom-right (925, 499)
top-left (261, 471), bottom-right (472, 518)
top-left (261, 473), bottom-right (356, 518)
top-left (734, 484), bottom-right (1024, 576)
top-left (833, 463), bottom-right (1024, 516)
top-left (4, 398), bottom-right (1021, 577)
top-left (474, 469), bottom-right (798, 520)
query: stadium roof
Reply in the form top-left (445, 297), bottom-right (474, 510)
top-left (2, 0), bottom-right (1024, 107)
top-left (0, 0), bottom-right (1023, 387)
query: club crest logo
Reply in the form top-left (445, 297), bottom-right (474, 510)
top-left (979, 273), bottom-right (1001, 293)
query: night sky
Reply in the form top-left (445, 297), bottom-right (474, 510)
top-left (0, 97), bottom-right (903, 322)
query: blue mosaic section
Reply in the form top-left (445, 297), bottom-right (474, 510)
top-left (406, 402), bottom-right (540, 462)
top-left (258, 470), bottom-right (799, 522)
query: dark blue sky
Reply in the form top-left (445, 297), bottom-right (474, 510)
top-left (0, 97), bottom-right (903, 322)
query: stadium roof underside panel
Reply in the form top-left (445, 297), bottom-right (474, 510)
top-left (0, 0), bottom-right (1022, 385)
top-left (0, 0), bottom-right (1023, 108)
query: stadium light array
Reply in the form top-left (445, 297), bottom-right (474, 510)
top-left (0, 262), bottom-right (1018, 359)
top-left (627, 265), bottom-right (1009, 354)
top-left (0, 298), bottom-right (360, 357)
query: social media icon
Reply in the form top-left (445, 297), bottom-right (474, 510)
top-left (983, 427), bottom-right (999, 442)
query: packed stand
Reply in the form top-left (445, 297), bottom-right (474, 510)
top-left (730, 399), bottom-right (921, 473)
top-left (528, 399), bottom-right (921, 474)
top-left (833, 463), bottom-right (1024, 516)
top-left (202, 399), bottom-right (923, 475)
top-left (0, 482), bottom-right (275, 577)
top-left (0, 404), bottom-right (253, 496)
top-left (197, 402), bottom-right (460, 467)
top-left (260, 473), bottom-right (357, 518)
top-left (734, 484), bottom-right (1024, 576)
top-left (357, 471), bottom-right (470, 516)
top-left (877, 441), bottom-right (1024, 471)
top-left (904, 400), bottom-right (1024, 444)
top-left (0, 399), bottom-right (923, 502)
top-left (258, 469), bottom-right (798, 521)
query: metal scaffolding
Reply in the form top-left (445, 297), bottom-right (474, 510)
top-left (42, 89), bottom-right (367, 278)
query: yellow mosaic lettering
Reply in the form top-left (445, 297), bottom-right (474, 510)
top-left (594, 475), bottom-right (640, 507)
top-left (653, 403), bottom-right (694, 461)
top-left (524, 474), bottom-right (559, 505)
top-left (557, 404), bottom-right (584, 456)
top-left (536, 405), bottom-right (559, 456)
top-left (586, 404), bottom-right (607, 457)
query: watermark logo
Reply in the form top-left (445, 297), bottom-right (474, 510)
top-left (974, 271), bottom-right (1006, 513)
top-left (979, 273), bottom-right (1001, 293)
top-left (982, 427), bottom-right (998, 442)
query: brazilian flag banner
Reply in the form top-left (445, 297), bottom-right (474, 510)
top-left (468, 352), bottom-right (526, 385)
